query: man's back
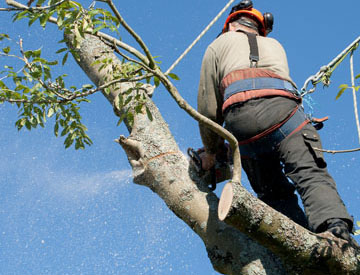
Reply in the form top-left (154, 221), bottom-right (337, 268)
top-left (202, 31), bottom-right (295, 88)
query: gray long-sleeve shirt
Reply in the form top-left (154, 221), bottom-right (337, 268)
top-left (197, 31), bottom-right (297, 153)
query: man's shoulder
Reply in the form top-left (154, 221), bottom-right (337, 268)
top-left (208, 32), bottom-right (247, 50)
top-left (212, 32), bottom-right (282, 46)
top-left (257, 35), bottom-right (282, 44)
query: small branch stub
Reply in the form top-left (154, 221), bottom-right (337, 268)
top-left (115, 135), bottom-right (144, 168)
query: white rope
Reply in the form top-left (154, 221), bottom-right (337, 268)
top-left (350, 49), bottom-right (360, 144)
top-left (165, 0), bottom-right (236, 75)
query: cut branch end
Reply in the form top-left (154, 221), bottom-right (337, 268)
top-left (218, 181), bottom-right (234, 221)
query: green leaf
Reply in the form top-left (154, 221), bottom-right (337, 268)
top-left (12, 11), bottom-right (28, 22)
top-left (92, 25), bottom-right (106, 34)
top-left (153, 76), bottom-right (160, 87)
top-left (16, 118), bottom-right (26, 130)
top-left (84, 136), bottom-right (92, 146)
top-left (117, 113), bottom-right (126, 126)
top-left (64, 134), bottom-right (74, 149)
top-left (135, 104), bottom-right (143, 114)
top-left (0, 33), bottom-right (10, 41)
top-left (61, 126), bottom-right (70, 137)
top-left (33, 48), bottom-right (41, 58)
top-left (336, 84), bottom-right (348, 100)
top-left (54, 122), bottom-right (59, 137)
top-left (104, 87), bottom-right (111, 95)
top-left (24, 50), bottom-right (33, 59)
top-left (145, 105), bottom-right (153, 121)
top-left (56, 48), bottom-right (68, 54)
top-left (356, 74), bottom-right (360, 80)
top-left (91, 59), bottom-right (101, 66)
top-left (25, 119), bottom-right (31, 130)
top-left (29, 14), bottom-right (40, 26)
top-left (39, 14), bottom-right (48, 27)
top-left (62, 52), bottom-right (69, 66)
top-left (2, 47), bottom-right (10, 54)
top-left (168, 73), bottom-right (180, 80)
top-left (124, 95), bottom-right (133, 106)
top-left (57, 13), bottom-right (64, 28)
top-left (46, 60), bottom-right (58, 66)
top-left (75, 139), bottom-right (81, 150)
top-left (127, 111), bottom-right (134, 127)
top-left (47, 107), bottom-right (55, 118)
top-left (82, 84), bottom-right (93, 89)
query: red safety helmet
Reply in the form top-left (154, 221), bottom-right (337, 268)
top-left (222, 0), bottom-right (273, 36)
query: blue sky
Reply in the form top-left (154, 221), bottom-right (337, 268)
top-left (1, 1), bottom-right (360, 274)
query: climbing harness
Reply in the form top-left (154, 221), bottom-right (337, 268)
top-left (219, 28), bottom-right (309, 158)
top-left (238, 106), bottom-right (309, 158)
top-left (224, 76), bottom-right (297, 100)
top-left (246, 32), bottom-right (259, 67)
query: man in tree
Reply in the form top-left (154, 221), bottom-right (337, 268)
top-left (197, 0), bottom-right (357, 245)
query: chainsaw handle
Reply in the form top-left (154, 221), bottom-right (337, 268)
top-left (187, 148), bottom-right (202, 173)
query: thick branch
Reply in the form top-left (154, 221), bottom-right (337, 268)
top-left (218, 181), bottom-right (360, 274)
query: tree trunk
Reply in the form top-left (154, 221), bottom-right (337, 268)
top-left (65, 33), bottom-right (360, 274)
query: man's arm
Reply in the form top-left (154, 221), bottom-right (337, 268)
top-left (197, 46), bottom-right (224, 168)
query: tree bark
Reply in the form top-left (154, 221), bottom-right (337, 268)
top-left (219, 181), bottom-right (360, 274)
top-left (65, 33), bottom-right (360, 274)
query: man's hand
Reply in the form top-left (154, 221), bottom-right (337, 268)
top-left (199, 152), bottom-right (216, 171)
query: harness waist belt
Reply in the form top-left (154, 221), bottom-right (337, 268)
top-left (224, 77), bottom-right (297, 101)
top-left (240, 107), bottom-right (309, 158)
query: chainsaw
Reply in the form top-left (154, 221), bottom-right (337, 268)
top-left (187, 144), bottom-right (233, 191)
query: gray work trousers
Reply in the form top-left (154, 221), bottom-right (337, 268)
top-left (224, 97), bottom-right (353, 232)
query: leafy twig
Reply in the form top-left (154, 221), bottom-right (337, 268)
top-left (65, 74), bottom-right (152, 101)
top-left (101, 0), bottom-right (156, 69)
top-left (109, 38), bottom-right (153, 73)
top-left (5, 0), bottom-right (149, 65)
top-left (19, 39), bottom-right (69, 100)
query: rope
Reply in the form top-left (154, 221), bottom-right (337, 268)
top-left (165, 0), bottom-right (236, 75)
top-left (314, 147), bottom-right (360, 154)
top-left (350, 49), bottom-right (360, 144)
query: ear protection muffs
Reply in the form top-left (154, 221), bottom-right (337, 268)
top-left (263, 12), bottom-right (274, 35)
